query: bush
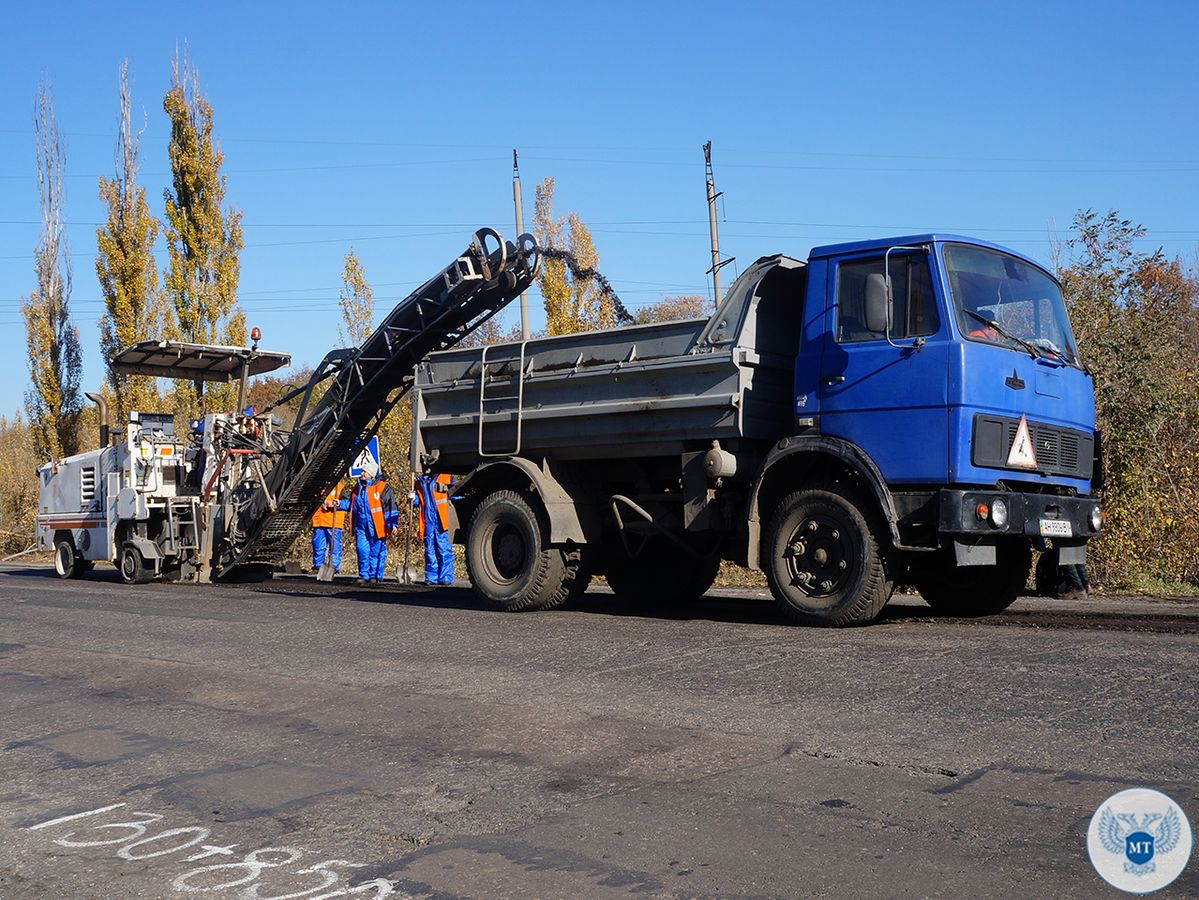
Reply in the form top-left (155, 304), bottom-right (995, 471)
top-left (1059, 210), bottom-right (1199, 587)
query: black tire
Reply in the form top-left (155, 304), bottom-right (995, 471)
top-left (763, 484), bottom-right (893, 626)
top-left (603, 538), bottom-right (721, 605)
top-left (118, 543), bottom-right (152, 585)
top-left (465, 490), bottom-right (577, 611)
top-left (916, 541), bottom-right (1032, 617)
top-left (53, 539), bottom-right (85, 579)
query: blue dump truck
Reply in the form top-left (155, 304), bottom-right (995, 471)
top-left (412, 234), bottom-right (1102, 626)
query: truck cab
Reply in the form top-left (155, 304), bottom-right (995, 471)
top-left (748, 235), bottom-right (1099, 621)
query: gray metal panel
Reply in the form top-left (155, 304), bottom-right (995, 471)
top-left (414, 255), bottom-right (807, 469)
top-left (111, 340), bottom-right (291, 382)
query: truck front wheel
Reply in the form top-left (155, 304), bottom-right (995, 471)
top-left (465, 490), bottom-right (577, 612)
top-left (915, 541), bottom-right (1031, 617)
top-left (764, 484), bottom-right (893, 626)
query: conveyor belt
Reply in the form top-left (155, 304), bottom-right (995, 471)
top-left (217, 228), bottom-right (538, 579)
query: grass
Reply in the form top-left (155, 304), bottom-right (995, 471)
top-left (1113, 572), bottom-right (1199, 598)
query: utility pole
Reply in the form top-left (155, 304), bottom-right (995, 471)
top-left (703, 141), bottom-right (732, 307)
top-left (513, 149), bottom-right (530, 340)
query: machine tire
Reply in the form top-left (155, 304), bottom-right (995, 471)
top-left (603, 539), bottom-right (721, 605)
top-left (916, 540), bottom-right (1032, 617)
top-left (118, 543), bottom-right (152, 585)
top-left (53, 539), bottom-right (85, 579)
top-left (465, 490), bottom-right (577, 612)
top-left (763, 484), bottom-right (893, 627)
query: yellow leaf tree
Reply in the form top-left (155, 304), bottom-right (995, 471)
top-left (338, 248), bottom-right (374, 348)
top-left (21, 79), bottom-right (83, 461)
top-left (96, 60), bottom-right (168, 424)
top-left (633, 294), bottom-right (707, 325)
top-left (532, 177), bottom-right (614, 335)
top-left (162, 49), bottom-right (245, 415)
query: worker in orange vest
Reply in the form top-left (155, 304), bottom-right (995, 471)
top-left (311, 480), bottom-right (350, 574)
top-left (350, 461), bottom-right (400, 586)
top-left (413, 472), bottom-right (455, 584)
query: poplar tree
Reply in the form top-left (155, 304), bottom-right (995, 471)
top-left (532, 177), bottom-right (613, 335)
top-left (162, 49), bottom-right (245, 413)
top-left (96, 60), bottom-right (166, 422)
top-left (633, 295), bottom-right (707, 324)
top-left (338, 248), bottom-right (374, 347)
top-left (21, 79), bottom-right (82, 460)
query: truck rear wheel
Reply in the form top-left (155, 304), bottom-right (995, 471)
top-left (764, 484), bottom-right (892, 626)
top-left (916, 541), bottom-right (1031, 617)
top-left (53, 539), bottom-right (85, 579)
top-left (603, 539), bottom-right (720, 605)
top-left (466, 490), bottom-right (577, 612)
top-left (118, 543), bottom-right (152, 585)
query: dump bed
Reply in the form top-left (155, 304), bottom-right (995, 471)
top-left (412, 255), bottom-right (807, 467)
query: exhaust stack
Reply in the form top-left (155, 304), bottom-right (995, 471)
top-left (85, 391), bottom-right (109, 448)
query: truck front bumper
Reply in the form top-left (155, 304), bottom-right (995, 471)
top-left (937, 489), bottom-right (1100, 565)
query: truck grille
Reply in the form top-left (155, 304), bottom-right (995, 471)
top-left (972, 414), bottom-right (1094, 480)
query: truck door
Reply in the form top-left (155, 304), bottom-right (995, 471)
top-left (819, 250), bottom-right (950, 483)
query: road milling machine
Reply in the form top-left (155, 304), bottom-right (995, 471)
top-left (35, 229), bottom-right (538, 584)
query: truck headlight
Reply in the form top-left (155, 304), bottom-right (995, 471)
top-left (989, 498), bottom-right (1008, 529)
top-left (1090, 506), bottom-right (1102, 532)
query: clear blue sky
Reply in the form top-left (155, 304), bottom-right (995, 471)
top-left (2, 1), bottom-right (1197, 416)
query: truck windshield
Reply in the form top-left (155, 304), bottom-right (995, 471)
top-left (943, 243), bottom-right (1080, 366)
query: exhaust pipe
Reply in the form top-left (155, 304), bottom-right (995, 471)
top-left (85, 391), bottom-right (108, 448)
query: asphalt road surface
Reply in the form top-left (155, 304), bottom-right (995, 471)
top-left (1, 565), bottom-right (1196, 899)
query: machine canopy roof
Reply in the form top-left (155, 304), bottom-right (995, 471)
top-left (111, 340), bottom-right (291, 382)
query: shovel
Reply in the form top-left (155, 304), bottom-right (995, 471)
top-left (316, 557), bottom-right (336, 582)
top-left (397, 477), bottom-right (416, 584)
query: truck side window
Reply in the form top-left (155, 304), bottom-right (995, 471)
top-left (837, 255), bottom-right (939, 343)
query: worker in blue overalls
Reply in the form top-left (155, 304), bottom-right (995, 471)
top-left (311, 480), bottom-right (350, 574)
top-left (413, 473), bottom-right (455, 584)
top-left (350, 462), bottom-right (400, 586)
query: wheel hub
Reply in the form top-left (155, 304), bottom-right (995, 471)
top-left (785, 515), bottom-right (852, 597)
top-left (491, 524), bottom-right (528, 580)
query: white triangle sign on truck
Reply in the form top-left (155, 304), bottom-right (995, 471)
top-left (1007, 415), bottom-right (1038, 468)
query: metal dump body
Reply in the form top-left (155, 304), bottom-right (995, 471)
top-left (413, 255), bottom-right (807, 466)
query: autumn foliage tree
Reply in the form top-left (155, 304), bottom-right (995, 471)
top-left (162, 49), bottom-right (245, 414)
top-left (533, 177), bottom-right (614, 335)
top-left (1059, 210), bottom-right (1199, 586)
top-left (21, 79), bottom-right (82, 461)
top-left (96, 61), bottom-right (167, 423)
top-left (633, 294), bottom-right (707, 325)
top-left (337, 248), bottom-right (374, 348)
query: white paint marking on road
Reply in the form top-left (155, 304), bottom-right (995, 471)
top-left (118, 826), bottom-right (211, 860)
top-left (172, 847), bottom-right (305, 893)
top-left (54, 811), bottom-right (164, 847)
top-left (27, 802), bottom-right (127, 831)
top-left (184, 843), bottom-right (240, 861)
top-left (28, 799), bottom-right (409, 898)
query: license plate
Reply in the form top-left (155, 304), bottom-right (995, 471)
top-left (1040, 519), bottom-right (1073, 537)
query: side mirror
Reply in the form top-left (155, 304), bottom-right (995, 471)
top-left (865, 273), bottom-right (890, 334)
